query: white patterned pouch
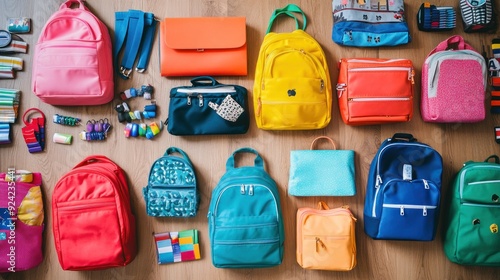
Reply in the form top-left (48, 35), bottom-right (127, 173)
top-left (208, 95), bottom-right (244, 122)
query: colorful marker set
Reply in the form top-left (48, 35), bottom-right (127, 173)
top-left (417, 2), bottom-right (456, 31)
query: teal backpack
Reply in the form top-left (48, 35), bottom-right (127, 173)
top-left (443, 155), bottom-right (500, 266)
top-left (143, 147), bottom-right (199, 217)
top-left (208, 148), bottom-right (285, 268)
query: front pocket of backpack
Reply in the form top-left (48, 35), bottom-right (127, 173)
top-left (144, 186), bottom-right (198, 217)
top-left (428, 55), bottom-right (486, 122)
top-left (301, 235), bottom-right (354, 271)
top-left (455, 203), bottom-right (500, 265)
top-left (345, 65), bottom-right (413, 121)
top-left (376, 179), bottom-right (440, 240)
top-left (56, 198), bottom-right (124, 269)
top-left (258, 77), bottom-right (328, 128)
top-left (34, 41), bottom-right (102, 97)
top-left (213, 217), bottom-right (281, 267)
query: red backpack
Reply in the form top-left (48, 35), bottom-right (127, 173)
top-left (52, 155), bottom-right (136, 270)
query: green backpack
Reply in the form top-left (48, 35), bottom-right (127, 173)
top-left (443, 155), bottom-right (500, 266)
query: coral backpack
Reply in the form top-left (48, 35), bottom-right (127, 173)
top-left (52, 156), bottom-right (136, 270)
top-left (32, 0), bottom-right (113, 105)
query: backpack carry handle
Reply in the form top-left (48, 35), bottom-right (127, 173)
top-left (310, 136), bottom-right (337, 150)
top-left (165, 147), bottom-right (193, 165)
top-left (485, 155), bottom-right (500, 164)
top-left (266, 4), bottom-right (307, 34)
top-left (190, 76), bottom-right (220, 87)
top-left (59, 0), bottom-right (88, 11)
top-left (73, 155), bottom-right (116, 169)
top-left (391, 133), bottom-right (417, 142)
top-left (428, 35), bottom-right (476, 56)
top-left (317, 201), bottom-right (330, 210)
top-left (226, 147), bottom-right (264, 170)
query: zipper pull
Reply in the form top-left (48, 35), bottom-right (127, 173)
top-left (240, 184), bottom-right (245, 195)
top-left (248, 185), bottom-right (254, 196)
top-left (320, 80), bottom-right (324, 92)
top-left (198, 94), bottom-right (203, 107)
top-left (187, 94), bottom-right (192, 105)
top-left (423, 179), bottom-right (430, 189)
top-left (400, 206), bottom-right (405, 216)
top-left (375, 175), bottom-right (382, 188)
top-left (336, 83), bottom-right (346, 98)
top-left (423, 206), bottom-right (427, 217)
top-left (408, 69), bottom-right (415, 85)
top-left (315, 237), bottom-right (326, 252)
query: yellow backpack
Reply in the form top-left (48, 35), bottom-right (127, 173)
top-left (253, 4), bottom-right (332, 130)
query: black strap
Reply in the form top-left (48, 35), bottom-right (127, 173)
top-left (485, 155), bottom-right (500, 163)
top-left (391, 133), bottom-right (417, 142)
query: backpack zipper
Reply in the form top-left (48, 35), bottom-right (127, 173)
top-left (348, 97), bottom-right (411, 102)
top-left (213, 184), bottom-right (279, 220)
top-left (348, 67), bottom-right (414, 84)
top-left (372, 178), bottom-right (437, 218)
top-left (57, 198), bottom-right (116, 212)
top-left (459, 165), bottom-right (500, 199)
top-left (176, 87), bottom-right (236, 107)
top-left (382, 204), bottom-right (437, 216)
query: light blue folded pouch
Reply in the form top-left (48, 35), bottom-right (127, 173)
top-left (288, 136), bottom-right (356, 196)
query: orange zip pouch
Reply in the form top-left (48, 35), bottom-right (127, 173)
top-left (296, 202), bottom-right (357, 271)
top-left (337, 58), bottom-right (414, 125)
top-left (159, 17), bottom-right (247, 77)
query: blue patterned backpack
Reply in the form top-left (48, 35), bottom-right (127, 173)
top-left (143, 147), bottom-right (199, 217)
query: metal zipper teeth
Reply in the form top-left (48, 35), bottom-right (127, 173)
top-left (372, 179), bottom-right (438, 218)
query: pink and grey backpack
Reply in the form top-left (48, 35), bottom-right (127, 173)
top-left (421, 35), bottom-right (487, 123)
top-left (32, 0), bottom-right (113, 105)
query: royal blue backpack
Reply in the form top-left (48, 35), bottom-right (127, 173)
top-left (364, 133), bottom-right (443, 241)
top-left (208, 148), bottom-right (285, 268)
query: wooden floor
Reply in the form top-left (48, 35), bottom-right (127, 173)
top-left (1, 0), bottom-right (500, 279)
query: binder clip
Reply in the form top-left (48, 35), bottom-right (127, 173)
top-left (21, 108), bottom-right (46, 153)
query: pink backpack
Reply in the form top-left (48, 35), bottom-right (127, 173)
top-left (32, 0), bottom-right (113, 105)
top-left (421, 35), bottom-right (487, 123)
